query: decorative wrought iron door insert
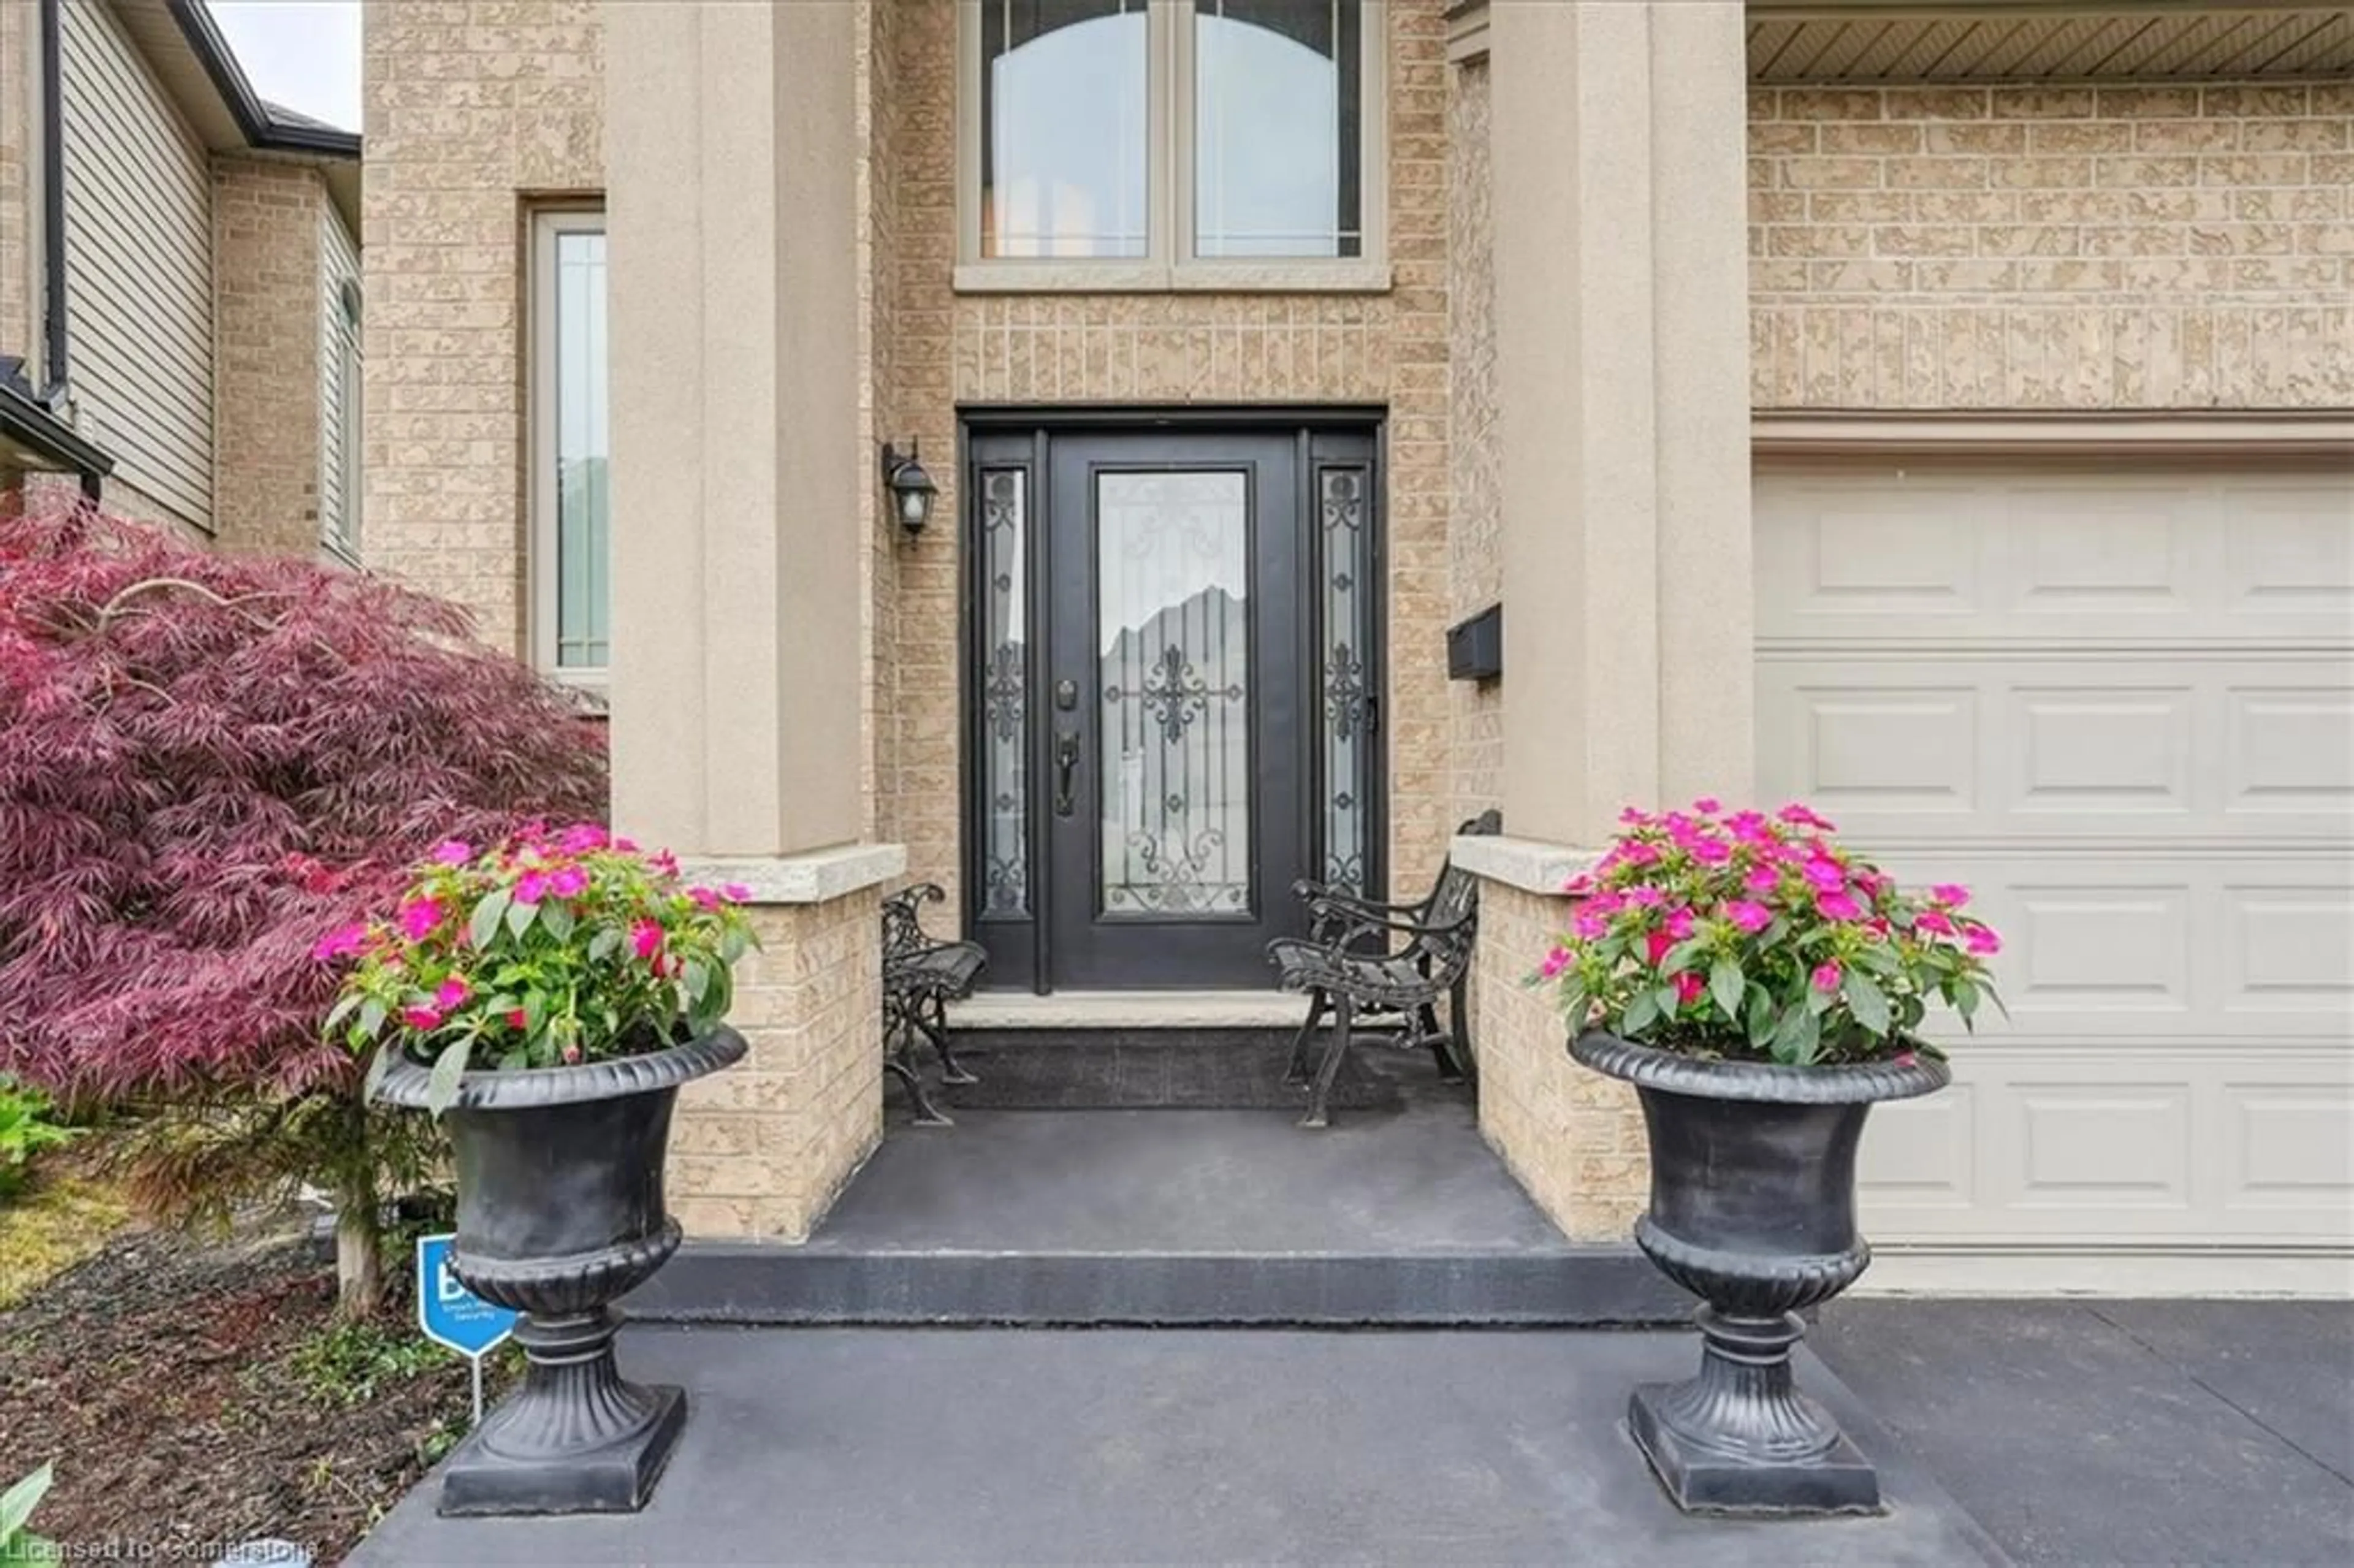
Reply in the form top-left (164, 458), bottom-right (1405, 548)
top-left (964, 420), bottom-right (1382, 992)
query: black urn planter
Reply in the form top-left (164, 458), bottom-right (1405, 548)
top-left (1570, 1030), bottom-right (1948, 1517)
top-left (376, 1027), bottom-right (746, 1517)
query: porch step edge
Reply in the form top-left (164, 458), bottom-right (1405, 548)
top-left (948, 991), bottom-right (1305, 1030)
top-left (625, 1240), bottom-right (1689, 1327)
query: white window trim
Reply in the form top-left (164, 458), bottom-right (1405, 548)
top-left (529, 208), bottom-right (608, 691)
top-left (323, 282), bottom-right (363, 561)
top-left (953, 0), bottom-right (1390, 294)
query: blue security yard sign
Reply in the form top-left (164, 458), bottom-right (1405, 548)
top-left (417, 1233), bottom-right (517, 1422)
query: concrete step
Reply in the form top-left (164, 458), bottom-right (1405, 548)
top-left (628, 1070), bottom-right (1687, 1327)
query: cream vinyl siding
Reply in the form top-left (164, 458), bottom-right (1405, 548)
top-left (1756, 456), bottom-right (2354, 1263)
top-left (60, 0), bottom-right (214, 527)
top-left (320, 210), bottom-right (360, 552)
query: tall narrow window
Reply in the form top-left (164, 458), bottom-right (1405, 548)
top-left (324, 279), bottom-right (362, 555)
top-left (531, 211), bottom-right (609, 679)
top-left (978, 0), bottom-right (1151, 259)
top-left (1317, 463), bottom-right (1373, 894)
top-left (1193, 1), bottom-right (1362, 258)
top-left (979, 468), bottom-right (1031, 916)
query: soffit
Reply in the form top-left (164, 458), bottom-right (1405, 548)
top-left (1747, 3), bottom-right (2352, 83)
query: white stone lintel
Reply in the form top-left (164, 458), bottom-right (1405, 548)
top-left (677, 843), bottom-right (907, 905)
top-left (1452, 834), bottom-right (1601, 899)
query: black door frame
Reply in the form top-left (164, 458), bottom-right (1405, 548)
top-left (959, 406), bottom-right (1390, 994)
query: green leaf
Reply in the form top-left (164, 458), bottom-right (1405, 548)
top-left (682, 958), bottom-right (711, 1006)
top-left (1560, 985), bottom-right (1588, 1032)
top-left (0, 1463), bottom-right (51, 1542)
top-left (357, 998), bottom-right (387, 1041)
top-left (1661, 938), bottom-right (1707, 975)
top-left (1745, 986), bottom-right (1777, 1049)
top-left (589, 926), bottom-right (624, 964)
top-left (1621, 989), bottom-right (1660, 1038)
top-left (1771, 1002), bottom-right (1820, 1065)
top-left (720, 926), bottom-right (749, 964)
top-left (470, 888), bottom-right (512, 950)
top-left (424, 1037), bottom-right (474, 1119)
top-left (323, 991), bottom-right (360, 1035)
top-left (1709, 957), bottom-right (1744, 1019)
top-left (1848, 973), bottom-right (1892, 1037)
top-left (1952, 976), bottom-right (1980, 1026)
top-left (542, 899), bottom-right (576, 942)
top-left (505, 896), bottom-right (537, 940)
top-left (360, 1043), bottom-right (395, 1103)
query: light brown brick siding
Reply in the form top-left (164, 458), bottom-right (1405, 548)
top-left (1750, 83), bottom-right (2354, 408)
top-left (884, 0), bottom-right (1457, 923)
top-left (668, 893), bottom-right (885, 1243)
top-left (360, 0), bottom-right (604, 657)
top-left (0, 0), bottom-right (32, 360)
top-left (1473, 881), bottom-right (1644, 1243)
top-left (212, 158), bottom-right (327, 556)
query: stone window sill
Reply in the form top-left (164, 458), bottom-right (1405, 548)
top-left (953, 259), bottom-right (1393, 296)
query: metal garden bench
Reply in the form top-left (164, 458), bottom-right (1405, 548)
top-left (880, 882), bottom-right (988, 1127)
top-left (1265, 809), bottom-right (1501, 1128)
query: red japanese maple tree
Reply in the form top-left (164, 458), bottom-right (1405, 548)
top-left (0, 500), bottom-right (608, 1311)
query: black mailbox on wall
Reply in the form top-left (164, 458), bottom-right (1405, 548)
top-left (1447, 603), bottom-right (1503, 682)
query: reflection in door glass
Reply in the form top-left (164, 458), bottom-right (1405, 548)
top-left (1097, 471), bottom-right (1252, 915)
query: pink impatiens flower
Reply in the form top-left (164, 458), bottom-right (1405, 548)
top-left (1744, 865), bottom-right (1780, 894)
top-left (1628, 885), bottom-right (1664, 908)
top-left (513, 870), bottom-right (550, 905)
top-left (1645, 931), bottom-right (1676, 967)
top-left (431, 840), bottom-right (473, 866)
top-left (1691, 797), bottom-right (1721, 815)
top-left (631, 919), bottom-right (665, 961)
top-left (1723, 900), bottom-right (1772, 935)
top-left (1572, 909), bottom-right (1612, 941)
top-left (722, 883), bottom-right (753, 904)
top-left (1673, 971), bottom-right (1706, 1007)
top-left (1914, 909), bottom-right (1956, 937)
top-left (1817, 891), bottom-right (1864, 922)
top-left (1691, 837), bottom-right (1733, 866)
top-left (505, 1008), bottom-right (529, 1030)
top-left (690, 887), bottom-right (723, 912)
top-left (433, 976), bottom-right (471, 1010)
top-left (1662, 906), bottom-right (1696, 942)
top-left (1964, 924), bottom-right (2002, 956)
top-left (311, 923), bottom-right (370, 962)
top-left (1811, 962), bottom-right (1843, 994)
top-left (1803, 859), bottom-right (1846, 892)
top-left (401, 1005), bottom-right (444, 1032)
top-left (558, 823), bottom-right (610, 854)
top-left (397, 898), bottom-right (444, 941)
top-left (1930, 884), bottom-right (1971, 908)
top-left (1562, 873), bottom-right (1595, 897)
top-left (547, 865), bottom-right (589, 899)
top-left (1538, 946), bottom-right (1571, 980)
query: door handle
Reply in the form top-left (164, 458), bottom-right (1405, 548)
top-left (1053, 731), bottom-right (1081, 818)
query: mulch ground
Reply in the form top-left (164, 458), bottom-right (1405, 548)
top-left (0, 1213), bottom-right (490, 1565)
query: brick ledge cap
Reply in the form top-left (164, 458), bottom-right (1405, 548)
top-left (676, 843), bottom-right (907, 905)
top-left (1452, 834), bottom-right (1601, 898)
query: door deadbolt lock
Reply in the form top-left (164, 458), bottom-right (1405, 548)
top-left (1054, 678), bottom-right (1078, 712)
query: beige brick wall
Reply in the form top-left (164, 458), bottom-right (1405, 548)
top-left (1472, 880), bottom-right (1644, 1243)
top-left (0, 0), bottom-right (31, 363)
top-left (668, 892), bottom-right (884, 1243)
top-left (885, 0), bottom-right (1457, 923)
top-left (360, 0), bottom-right (604, 656)
top-left (1750, 82), bottom-right (2354, 408)
top-left (212, 158), bottom-right (327, 556)
top-left (1446, 54), bottom-right (1499, 837)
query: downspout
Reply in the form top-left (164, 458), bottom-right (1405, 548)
top-left (37, 0), bottom-right (67, 394)
top-left (36, 0), bottom-right (96, 501)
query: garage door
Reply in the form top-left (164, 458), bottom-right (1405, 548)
top-left (1755, 455), bottom-right (2354, 1265)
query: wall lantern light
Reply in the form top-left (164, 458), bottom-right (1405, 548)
top-left (882, 441), bottom-right (937, 536)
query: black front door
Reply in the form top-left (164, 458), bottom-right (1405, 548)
top-left (966, 420), bottom-right (1381, 992)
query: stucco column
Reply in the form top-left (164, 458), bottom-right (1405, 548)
top-left (603, 0), bottom-right (893, 1243)
top-left (1491, 0), bottom-right (1753, 844)
top-left (1474, 0), bottom-right (1753, 1240)
top-left (606, 0), bottom-right (863, 858)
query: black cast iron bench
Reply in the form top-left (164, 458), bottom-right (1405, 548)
top-left (1265, 809), bottom-right (1501, 1128)
top-left (881, 882), bottom-right (988, 1127)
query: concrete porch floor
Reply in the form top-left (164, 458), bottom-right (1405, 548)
top-left (349, 1325), bottom-right (2008, 1566)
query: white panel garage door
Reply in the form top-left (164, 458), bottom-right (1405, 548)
top-left (1755, 455), bottom-right (2354, 1266)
